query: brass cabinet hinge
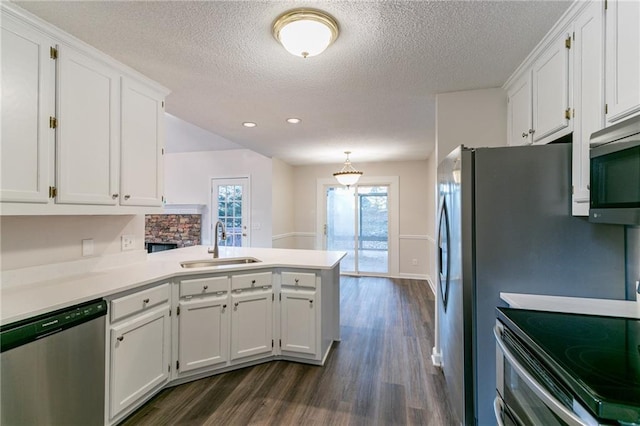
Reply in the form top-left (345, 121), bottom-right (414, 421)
top-left (272, 294), bottom-right (274, 302)
top-left (271, 339), bottom-right (274, 348)
top-left (565, 36), bottom-right (572, 49)
top-left (176, 360), bottom-right (180, 370)
top-left (48, 186), bottom-right (57, 198)
top-left (161, 148), bottom-right (164, 155)
top-left (169, 309), bottom-right (172, 317)
top-left (564, 108), bottom-right (572, 120)
top-left (605, 103), bottom-right (608, 114)
top-left (177, 306), bottom-right (180, 315)
top-left (49, 116), bottom-right (57, 129)
top-left (279, 339), bottom-right (282, 348)
top-left (50, 46), bottom-right (57, 59)
top-left (604, 0), bottom-right (608, 10)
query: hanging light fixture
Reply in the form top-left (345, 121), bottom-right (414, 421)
top-left (272, 9), bottom-right (339, 58)
top-left (333, 151), bottom-right (363, 187)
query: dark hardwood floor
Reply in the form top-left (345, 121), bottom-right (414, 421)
top-left (121, 276), bottom-right (456, 425)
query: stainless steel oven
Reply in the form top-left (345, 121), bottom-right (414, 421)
top-left (494, 308), bottom-right (640, 426)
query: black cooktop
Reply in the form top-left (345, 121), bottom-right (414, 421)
top-left (497, 307), bottom-right (640, 424)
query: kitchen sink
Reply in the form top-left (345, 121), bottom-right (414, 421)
top-left (180, 257), bottom-right (262, 268)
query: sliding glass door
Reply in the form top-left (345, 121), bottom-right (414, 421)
top-left (326, 185), bottom-right (389, 274)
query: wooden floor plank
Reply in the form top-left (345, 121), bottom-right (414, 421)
top-left (121, 276), bottom-right (456, 425)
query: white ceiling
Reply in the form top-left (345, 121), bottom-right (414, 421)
top-left (15, 1), bottom-right (572, 166)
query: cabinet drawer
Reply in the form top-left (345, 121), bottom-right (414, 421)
top-left (282, 272), bottom-right (316, 289)
top-left (111, 283), bottom-right (169, 322)
top-left (180, 276), bottom-right (228, 298)
top-left (231, 272), bottom-right (272, 291)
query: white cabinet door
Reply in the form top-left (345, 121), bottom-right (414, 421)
top-left (605, 0), bottom-right (640, 124)
top-left (0, 15), bottom-right (53, 203)
top-left (120, 77), bottom-right (164, 207)
top-left (532, 31), bottom-right (572, 143)
top-left (572, 1), bottom-right (605, 216)
top-left (56, 45), bottom-right (119, 205)
top-left (178, 295), bottom-right (229, 373)
top-left (280, 289), bottom-right (317, 356)
top-left (230, 289), bottom-right (273, 361)
top-left (110, 305), bottom-right (170, 419)
top-left (507, 73), bottom-right (532, 146)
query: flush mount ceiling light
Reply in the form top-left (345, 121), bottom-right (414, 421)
top-left (273, 9), bottom-right (339, 58)
top-left (286, 118), bottom-right (302, 124)
top-left (333, 151), bottom-right (363, 187)
top-left (242, 122), bottom-right (257, 128)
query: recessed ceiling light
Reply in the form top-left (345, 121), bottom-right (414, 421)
top-left (242, 122), bottom-right (257, 128)
top-left (286, 118), bottom-right (302, 124)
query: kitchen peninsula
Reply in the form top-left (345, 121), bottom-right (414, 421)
top-left (1, 246), bottom-right (345, 425)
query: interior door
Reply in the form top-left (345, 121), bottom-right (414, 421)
top-left (211, 178), bottom-right (250, 247)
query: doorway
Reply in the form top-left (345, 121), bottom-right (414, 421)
top-left (318, 176), bottom-right (399, 276)
top-left (211, 177), bottom-right (250, 247)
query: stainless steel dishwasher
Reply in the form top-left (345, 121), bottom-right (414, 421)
top-left (1, 299), bottom-right (107, 425)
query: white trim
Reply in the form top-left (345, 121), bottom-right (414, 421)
top-left (272, 232), bottom-right (296, 241)
top-left (162, 204), bottom-right (206, 215)
top-left (426, 275), bottom-right (436, 295)
top-left (399, 234), bottom-right (432, 241)
top-left (398, 273), bottom-right (430, 281)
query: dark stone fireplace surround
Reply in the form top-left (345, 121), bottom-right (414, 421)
top-left (145, 214), bottom-right (202, 250)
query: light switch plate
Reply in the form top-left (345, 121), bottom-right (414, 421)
top-left (82, 239), bottom-right (94, 257)
top-left (121, 234), bottom-right (135, 251)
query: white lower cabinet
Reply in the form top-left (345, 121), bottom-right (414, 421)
top-left (178, 294), bottom-right (229, 373)
top-left (230, 288), bottom-right (273, 361)
top-left (280, 289), bottom-right (317, 355)
top-left (109, 304), bottom-right (170, 420)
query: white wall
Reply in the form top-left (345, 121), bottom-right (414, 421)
top-left (424, 88), bottom-right (508, 291)
top-left (271, 158), bottom-right (296, 249)
top-left (292, 160), bottom-right (430, 279)
top-left (164, 149), bottom-right (273, 247)
top-left (0, 215), bottom-right (143, 270)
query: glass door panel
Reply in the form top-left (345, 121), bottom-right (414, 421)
top-left (326, 186), bottom-right (355, 272)
top-left (212, 178), bottom-right (249, 247)
top-left (325, 184), bottom-right (389, 274)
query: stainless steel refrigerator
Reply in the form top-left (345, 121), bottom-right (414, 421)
top-left (436, 143), bottom-right (625, 426)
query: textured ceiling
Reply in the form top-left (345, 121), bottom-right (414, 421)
top-left (14, 1), bottom-right (572, 166)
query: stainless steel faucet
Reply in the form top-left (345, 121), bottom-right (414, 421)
top-left (208, 221), bottom-right (227, 258)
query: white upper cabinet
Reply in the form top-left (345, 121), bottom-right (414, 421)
top-left (56, 45), bottom-right (119, 205)
top-left (605, 0), bottom-right (640, 124)
top-left (572, 1), bottom-right (605, 216)
top-left (120, 77), bottom-right (165, 207)
top-left (506, 29), bottom-right (572, 146)
top-left (0, 2), bottom-right (169, 215)
top-left (531, 31), bottom-right (572, 143)
top-left (0, 14), bottom-right (53, 203)
top-left (507, 73), bottom-right (533, 146)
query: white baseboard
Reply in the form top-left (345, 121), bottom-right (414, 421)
top-left (431, 346), bottom-right (442, 367)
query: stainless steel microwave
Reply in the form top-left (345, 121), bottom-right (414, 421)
top-left (589, 115), bottom-right (640, 225)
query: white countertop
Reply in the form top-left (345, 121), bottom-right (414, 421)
top-left (501, 292), bottom-right (639, 319)
top-left (0, 246), bottom-right (346, 325)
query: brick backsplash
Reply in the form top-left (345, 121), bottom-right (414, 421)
top-left (145, 214), bottom-right (201, 248)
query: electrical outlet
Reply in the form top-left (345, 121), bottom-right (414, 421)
top-left (82, 239), bottom-right (94, 257)
top-left (412, 258), bottom-right (418, 266)
top-left (121, 234), bottom-right (135, 251)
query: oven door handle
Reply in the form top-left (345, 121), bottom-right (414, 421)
top-left (494, 326), bottom-right (587, 426)
top-left (493, 396), bottom-right (506, 426)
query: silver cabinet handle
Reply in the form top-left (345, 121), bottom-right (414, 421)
top-left (521, 132), bottom-right (528, 138)
top-left (112, 193), bottom-right (119, 199)
top-left (124, 194), bottom-right (130, 200)
top-left (222, 304), bottom-right (227, 309)
top-left (251, 280), bottom-right (256, 284)
top-left (309, 300), bottom-right (313, 305)
top-left (203, 285), bottom-right (208, 290)
top-left (143, 298), bottom-right (150, 304)
top-left (234, 302), bottom-right (239, 308)
top-left (528, 128), bottom-right (535, 134)
top-left (117, 336), bottom-right (124, 342)
top-left (294, 278), bottom-right (299, 284)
